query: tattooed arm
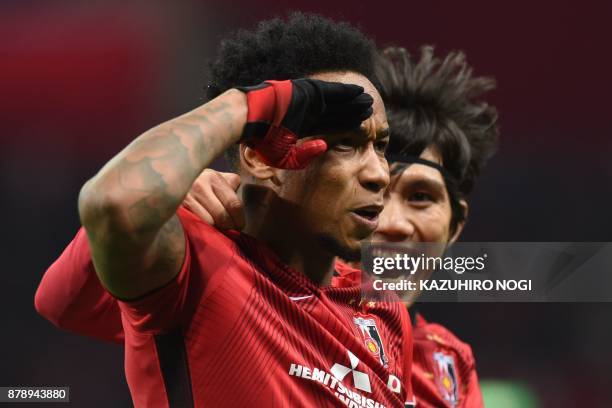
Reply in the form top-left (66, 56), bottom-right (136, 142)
top-left (78, 90), bottom-right (246, 299)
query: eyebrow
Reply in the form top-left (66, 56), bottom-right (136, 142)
top-left (410, 177), bottom-right (445, 193)
top-left (397, 168), bottom-right (446, 193)
top-left (358, 126), bottom-right (389, 141)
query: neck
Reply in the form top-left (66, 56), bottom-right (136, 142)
top-left (241, 184), bottom-right (336, 286)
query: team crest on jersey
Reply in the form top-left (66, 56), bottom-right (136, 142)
top-left (433, 352), bottom-right (458, 406)
top-left (353, 315), bottom-right (389, 368)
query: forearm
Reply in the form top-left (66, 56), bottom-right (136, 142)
top-left (79, 89), bottom-right (246, 240)
top-left (76, 90), bottom-right (245, 298)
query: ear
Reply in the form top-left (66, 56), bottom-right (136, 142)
top-left (448, 199), bottom-right (469, 245)
top-left (239, 144), bottom-right (281, 185)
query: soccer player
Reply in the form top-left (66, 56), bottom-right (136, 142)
top-left (36, 43), bottom-right (498, 407)
top-left (36, 14), bottom-right (415, 408)
top-left (169, 46), bottom-right (500, 407)
top-left (188, 46), bottom-right (499, 408)
top-left (370, 46), bottom-right (499, 408)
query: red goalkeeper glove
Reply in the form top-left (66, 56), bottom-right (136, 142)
top-left (237, 79), bottom-right (373, 169)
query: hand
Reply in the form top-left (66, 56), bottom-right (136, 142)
top-left (237, 79), bottom-right (373, 169)
top-left (182, 169), bottom-right (245, 230)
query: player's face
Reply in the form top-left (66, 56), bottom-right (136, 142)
top-left (278, 71), bottom-right (390, 260)
top-left (372, 147), bottom-right (455, 247)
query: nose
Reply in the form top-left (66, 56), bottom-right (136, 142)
top-left (359, 143), bottom-right (390, 193)
top-left (376, 194), bottom-right (414, 242)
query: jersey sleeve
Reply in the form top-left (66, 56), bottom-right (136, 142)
top-left (116, 207), bottom-right (227, 335)
top-left (34, 228), bottom-right (124, 344)
top-left (116, 230), bottom-right (192, 334)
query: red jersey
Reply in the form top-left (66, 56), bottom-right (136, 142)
top-left (35, 227), bottom-right (124, 344)
top-left (39, 207), bottom-right (414, 407)
top-left (411, 314), bottom-right (483, 408)
top-left (331, 263), bottom-right (483, 408)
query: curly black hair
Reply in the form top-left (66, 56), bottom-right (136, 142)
top-left (207, 12), bottom-right (377, 98)
top-left (375, 46), bottom-right (500, 233)
top-left (206, 13), bottom-right (377, 168)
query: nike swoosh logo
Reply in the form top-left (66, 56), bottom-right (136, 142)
top-left (289, 295), bottom-right (314, 301)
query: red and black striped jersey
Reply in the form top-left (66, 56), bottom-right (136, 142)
top-left (35, 227), bottom-right (125, 344)
top-left (333, 261), bottom-right (483, 408)
top-left (411, 314), bottom-right (484, 408)
top-left (110, 207), bottom-right (413, 407)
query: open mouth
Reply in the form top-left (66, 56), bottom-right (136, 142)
top-left (352, 208), bottom-right (380, 221)
top-left (350, 205), bottom-right (383, 230)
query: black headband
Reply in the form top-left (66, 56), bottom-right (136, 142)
top-left (385, 153), bottom-right (452, 181)
top-left (386, 152), bottom-right (464, 230)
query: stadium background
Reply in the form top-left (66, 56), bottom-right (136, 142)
top-left (1, 1), bottom-right (611, 406)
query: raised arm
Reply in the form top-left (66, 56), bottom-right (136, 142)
top-left (78, 90), bottom-right (247, 299)
top-left (34, 170), bottom-right (242, 343)
top-left (78, 79), bottom-right (371, 300)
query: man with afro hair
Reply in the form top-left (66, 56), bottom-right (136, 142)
top-left (36, 13), bottom-right (416, 408)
